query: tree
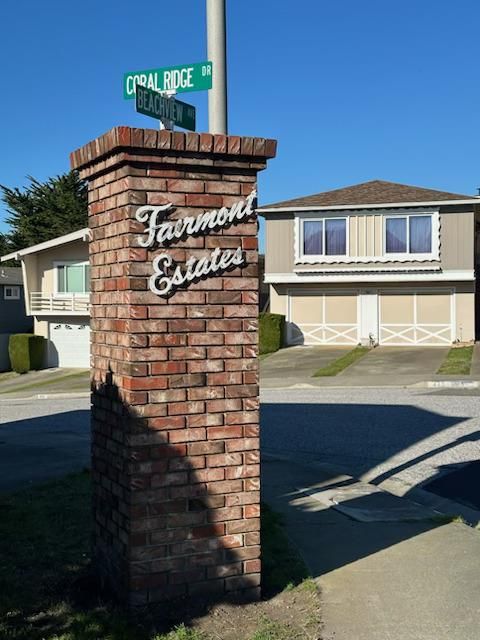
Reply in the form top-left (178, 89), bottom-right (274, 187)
top-left (0, 171), bottom-right (88, 252)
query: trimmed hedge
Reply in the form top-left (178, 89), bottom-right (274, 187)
top-left (259, 312), bottom-right (285, 355)
top-left (8, 334), bottom-right (45, 374)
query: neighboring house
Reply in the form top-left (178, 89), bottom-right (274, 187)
top-left (0, 267), bottom-right (32, 370)
top-left (1, 229), bottom-right (90, 367)
top-left (258, 180), bottom-right (479, 347)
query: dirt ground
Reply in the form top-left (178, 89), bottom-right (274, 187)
top-left (183, 582), bottom-right (323, 640)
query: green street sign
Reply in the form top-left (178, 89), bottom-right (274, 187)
top-left (135, 85), bottom-right (196, 131)
top-left (124, 61), bottom-right (212, 99)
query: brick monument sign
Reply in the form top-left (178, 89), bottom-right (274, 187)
top-left (70, 127), bottom-right (276, 606)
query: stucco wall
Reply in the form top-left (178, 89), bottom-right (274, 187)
top-left (35, 240), bottom-right (88, 295)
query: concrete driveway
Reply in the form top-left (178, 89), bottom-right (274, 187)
top-left (336, 346), bottom-right (450, 387)
top-left (260, 345), bottom-right (460, 388)
top-left (260, 346), bottom-right (351, 387)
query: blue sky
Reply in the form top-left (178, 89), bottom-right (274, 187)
top-left (1, 0), bottom-right (479, 249)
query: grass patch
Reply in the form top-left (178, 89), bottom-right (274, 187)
top-left (430, 514), bottom-right (466, 525)
top-left (0, 369), bottom-right (89, 394)
top-left (249, 616), bottom-right (292, 640)
top-left (261, 504), bottom-right (309, 595)
top-left (312, 345), bottom-right (370, 377)
top-left (259, 353), bottom-right (274, 361)
top-left (437, 346), bottom-right (474, 375)
top-left (0, 371), bottom-right (19, 383)
top-left (0, 476), bottom-right (318, 640)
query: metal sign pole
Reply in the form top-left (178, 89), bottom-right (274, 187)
top-left (206, 0), bottom-right (228, 134)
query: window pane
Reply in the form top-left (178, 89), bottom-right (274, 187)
top-left (65, 265), bottom-right (84, 293)
top-left (409, 216), bottom-right (431, 253)
top-left (325, 219), bottom-right (346, 255)
top-left (303, 220), bottom-right (323, 255)
top-left (386, 218), bottom-right (407, 253)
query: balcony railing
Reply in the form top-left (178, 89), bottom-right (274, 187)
top-left (30, 292), bottom-right (90, 314)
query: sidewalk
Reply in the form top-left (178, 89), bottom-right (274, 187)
top-left (262, 454), bottom-right (480, 640)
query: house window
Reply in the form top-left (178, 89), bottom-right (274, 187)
top-left (302, 218), bottom-right (347, 257)
top-left (4, 286), bottom-right (20, 300)
top-left (385, 215), bottom-right (432, 255)
top-left (56, 263), bottom-right (90, 294)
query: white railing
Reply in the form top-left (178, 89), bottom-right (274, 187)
top-left (30, 292), bottom-right (90, 314)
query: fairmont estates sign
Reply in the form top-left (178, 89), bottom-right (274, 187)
top-left (136, 191), bottom-right (256, 297)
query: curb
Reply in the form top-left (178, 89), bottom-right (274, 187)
top-left (262, 450), bottom-right (480, 527)
top-left (0, 392), bottom-right (90, 402)
top-left (261, 380), bottom-right (480, 391)
top-left (420, 380), bottom-right (480, 389)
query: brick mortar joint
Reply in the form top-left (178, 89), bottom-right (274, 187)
top-left (70, 127), bottom-right (277, 172)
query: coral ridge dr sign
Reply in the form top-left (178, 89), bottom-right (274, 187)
top-left (136, 191), bottom-right (256, 297)
top-left (124, 61), bottom-right (212, 99)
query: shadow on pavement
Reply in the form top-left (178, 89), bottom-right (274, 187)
top-left (261, 401), bottom-right (480, 511)
top-left (0, 410), bottom-right (90, 491)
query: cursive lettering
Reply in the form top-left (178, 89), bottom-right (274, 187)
top-left (136, 190), bottom-right (256, 248)
top-left (150, 247), bottom-right (245, 297)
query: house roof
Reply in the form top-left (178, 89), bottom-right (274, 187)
top-left (0, 228), bottom-right (89, 263)
top-left (0, 267), bottom-right (23, 285)
top-left (258, 180), bottom-right (479, 212)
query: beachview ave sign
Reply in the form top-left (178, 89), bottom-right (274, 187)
top-left (136, 191), bottom-right (256, 297)
top-left (135, 85), bottom-right (196, 131)
top-left (124, 61), bottom-right (212, 99)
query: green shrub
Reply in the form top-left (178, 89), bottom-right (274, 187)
top-left (259, 312), bottom-right (285, 355)
top-left (8, 334), bottom-right (45, 374)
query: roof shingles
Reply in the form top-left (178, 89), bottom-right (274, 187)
top-left (260, 180), bottom-right (474, 209)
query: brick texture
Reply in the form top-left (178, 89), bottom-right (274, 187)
top-left (70, 127), bottom-right (276, 607)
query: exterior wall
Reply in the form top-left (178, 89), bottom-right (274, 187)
top-left (264, 207), bottom-right (475, 274)
top-left (71, 127), bottom-right (276, 607)
top-left (456, 287), bottom-right (475, 343)
top-left (22, 254), bottom-right (39, 314)
top-left (0, 334), bottom-right (10, 371)
top-left (269, 285), bottom-right (287, 316)
top-left (33, 317), bottom-right (50, 367)
top-left (36, 240), bottom-right (88, 295)
top-left (0, 284), bottom-right (32, 333)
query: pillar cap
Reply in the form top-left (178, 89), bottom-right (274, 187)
top-left (70, 126), bottom-right (277, 174)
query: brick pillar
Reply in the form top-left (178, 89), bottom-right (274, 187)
top-left (70, 127), bottom-right (276, 607)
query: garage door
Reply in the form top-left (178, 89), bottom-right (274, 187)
top-left (379, 290), bottom-right (453, 345)
top-left (288, 291), bottom-right (359, 345)
top-left (49, 321), bottom-right (90, 367)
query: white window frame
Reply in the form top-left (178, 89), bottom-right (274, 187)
top-left (4, 285), bottom-right (20, 300)
top-left (296, 214), bottom-right (349, 263)
top-left (53, 261), bottom-right (90, 297)
top-left (294, 208), bottom-right (440, 265)
top-left (383, 212), bottom-right (439, 261)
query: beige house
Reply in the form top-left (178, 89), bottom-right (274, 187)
top-left (1, 229), bottom-right (90, 367)
top-left (259, 180), bottom-right (479, 347)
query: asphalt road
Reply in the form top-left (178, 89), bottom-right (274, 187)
top-left (0, 397), bottom-right (90, 491)
top-left (1, 388), bottom-right (480, 502)
top-left (261, 387), bottom-right (480, 499)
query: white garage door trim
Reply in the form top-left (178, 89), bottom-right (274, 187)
top-left (286, 288), bottom-right (360, 346)
top-left (48, 320), bottom-right (90, 368)
top-left (379, 287), bottom-right (455, 346)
